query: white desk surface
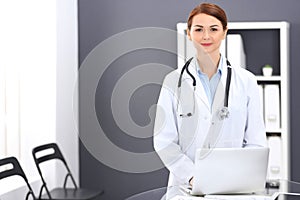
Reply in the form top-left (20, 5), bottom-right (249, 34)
top-left (126, 180), bottom-right (300, 200)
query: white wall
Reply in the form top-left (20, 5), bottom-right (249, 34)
top-left (55, 0), bottom-right (79, 185)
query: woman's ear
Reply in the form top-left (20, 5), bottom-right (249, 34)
top-left (187, 29), bottom-right (192, 41)
top-left (222, 27), bottom-right (228, 40)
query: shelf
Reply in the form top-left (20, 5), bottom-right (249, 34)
top-left (256, 76), bottom-right (282, 81)
top-left (228, 21), bottom-right (289, 30)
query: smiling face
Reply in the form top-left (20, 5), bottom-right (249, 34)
top-left (187, 13), bottom-right (227, 58)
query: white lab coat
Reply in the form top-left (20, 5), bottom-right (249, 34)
top-left (153, 55), bottom-right (267, 188)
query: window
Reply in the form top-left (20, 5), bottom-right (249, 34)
top-left (0, 0), bottom-right (57, 194)
top-left (0, 61), bottom-right (21, 160)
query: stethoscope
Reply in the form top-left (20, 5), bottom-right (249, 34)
top-left (177, 57), bottom-right (232, 120)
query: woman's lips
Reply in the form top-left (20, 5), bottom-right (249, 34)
top-left (201, 43), bottom-right (212, 47)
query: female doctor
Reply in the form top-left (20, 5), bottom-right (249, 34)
top-left (153, 3), bottom-right (267, 188)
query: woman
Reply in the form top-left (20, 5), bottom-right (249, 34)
top-left (153, 3), bottom-right (267, 188)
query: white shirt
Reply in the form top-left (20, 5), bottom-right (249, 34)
top-left (153, 54), bottom-right (267, 187)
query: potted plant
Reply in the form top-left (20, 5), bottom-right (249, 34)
top-left (262, 64), bottom-right (273, 76)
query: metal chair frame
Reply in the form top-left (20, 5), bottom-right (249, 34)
top-left (0, 156), bottom-right (37, 200)
top-left (32, 143), bottom-right (103, 200)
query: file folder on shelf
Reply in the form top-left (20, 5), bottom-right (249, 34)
top-left (258, 84), bottom-right (264, 121)
top-left (226, 34), bottom-right (246, 68)
top-left (264, 84), bottom-right (281, 131)
top-left (267, 136), bottom-right (282, 181)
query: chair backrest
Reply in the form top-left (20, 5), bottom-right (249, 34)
top-left (32, 143), bottom-right (67, 166)
top-left (0, 157), bottom-right (36, 200)
top-left (32, 143), bottom-right (77, 198)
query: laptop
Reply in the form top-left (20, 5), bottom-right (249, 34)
top-left (189, 147), bottom-right (269, 196)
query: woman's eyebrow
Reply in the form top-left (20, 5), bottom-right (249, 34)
top-left (193, 24), bottom-right (220, 28)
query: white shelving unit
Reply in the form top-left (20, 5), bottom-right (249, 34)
top-left (177, 21), bottom-right (290, 193)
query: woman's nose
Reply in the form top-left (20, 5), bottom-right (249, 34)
top-left (203, 30), bottom-right (210, 39)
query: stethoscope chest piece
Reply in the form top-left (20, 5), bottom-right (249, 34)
top-left (218, 107), bottom-right (230, 120)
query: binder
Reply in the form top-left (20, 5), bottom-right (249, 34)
top-left (226, 34), bottom-right (246, 68)
top-left (258, 84), bottom-right (264, 121)
top-left (264, 84), bottom-right (280, 130)
top-left (267, 136), bottom-right (282, 180)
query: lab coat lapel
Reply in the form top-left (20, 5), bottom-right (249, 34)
top-left (202, 65), bottom-right (228, 150)
top-left (188, 61), bottom-right (210, 110)
top-left (212, 64), bottom-right (228, 114)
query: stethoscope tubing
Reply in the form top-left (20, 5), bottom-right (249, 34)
top-left (177, 57), bottom-right (232, 118)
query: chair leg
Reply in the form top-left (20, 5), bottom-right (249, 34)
top-left (38, 184), bottom-right (52, 199)
top-left (25, 191), bottom-right (36, 200)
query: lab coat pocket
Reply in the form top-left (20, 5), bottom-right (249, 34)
top-left (178, 114), bottom-right (198, 152)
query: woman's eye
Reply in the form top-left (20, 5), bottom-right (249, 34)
top-left (195, 28), bottom-right (203, 32)
top-left (211, 28), bottom-right (218, 32)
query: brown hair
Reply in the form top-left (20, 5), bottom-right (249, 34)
top-left (187, 3), bottom-right (227, 31)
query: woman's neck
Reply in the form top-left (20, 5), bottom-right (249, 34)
top-left (197, 52), bottom-right (221, 79)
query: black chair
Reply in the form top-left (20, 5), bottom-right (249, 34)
top-left (0, 156), bottom-right (37, 200)
top-left (32, 143), bottom-right (103, 200)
